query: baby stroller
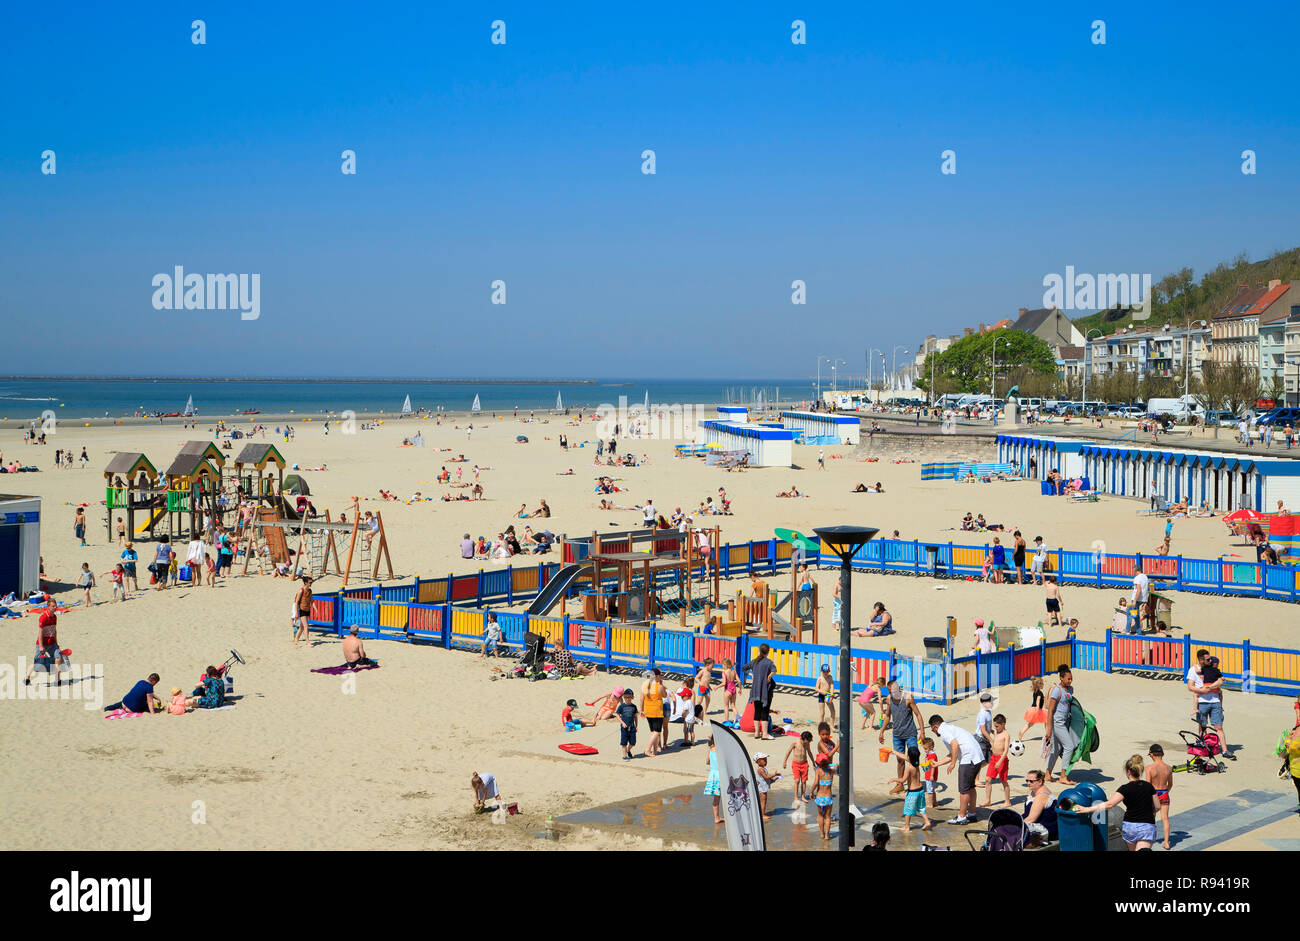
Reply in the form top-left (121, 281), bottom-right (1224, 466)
top-left (516, 632), bottom-right (548, 681)
top-left (1171, 729), bottom-right (1226, 774)
top-left (964, 808), bottom-right (1027, 851)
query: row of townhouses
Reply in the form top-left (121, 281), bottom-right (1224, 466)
top-left (902, 280), bottom-right (1300, 404)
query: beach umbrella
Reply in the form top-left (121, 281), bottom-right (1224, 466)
top-left (1223, 508), bottom-right (1268, 522)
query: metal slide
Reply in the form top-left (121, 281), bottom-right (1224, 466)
top-left (526, 562), bottom-right (592, 616)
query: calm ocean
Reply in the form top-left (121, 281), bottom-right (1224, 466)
top-left (0, 378), bottom-right (810, 419)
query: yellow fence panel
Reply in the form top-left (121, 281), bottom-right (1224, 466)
top-left (530, 617), bottom-right (563, 644)
top-left (1199, 643), bottom-right (1243, 676)
top-left (379, 604), bottom-right (408, 629)
top-left (417, 580), bottom-right (447, 604)
top-left (611, 626), bottom-right (649, 657)
top-left (512, 566), bottom-right (539, 592)
top-left (952, 546), bottom-right (984, 568)
top-left (450, 607), bottom-right (482, 636)
top-left (1254, 649), bottom-right (1300, 683)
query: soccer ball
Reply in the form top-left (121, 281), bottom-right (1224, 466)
top-left (1008, 740), bottom-right (1026, 757)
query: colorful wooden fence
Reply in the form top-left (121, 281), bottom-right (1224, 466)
top-left (301, 534), bottom-right (1300, 703)
top-left (829, 538), bottom-right (1300, 602)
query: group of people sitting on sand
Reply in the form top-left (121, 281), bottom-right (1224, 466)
top-left (960, 512), bottom-right (1006, 532)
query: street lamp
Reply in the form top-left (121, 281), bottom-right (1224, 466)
top-left (991, 335), bottom-right (1011, 400)
top-left (812, 524), bottom-right (879, 852)
top-left (891, 347), bottom-right (910, 393)
top-left (1083, 328), bottom-right (1104, 414)
top-left (868, 348), bottom-right (883, 400)
top-left (829, 359), bottom-right (846, 395)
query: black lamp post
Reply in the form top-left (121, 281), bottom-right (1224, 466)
top-left (813, 524), bottom-right (879, 851)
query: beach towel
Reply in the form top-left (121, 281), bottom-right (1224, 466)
top-left (558, 743), bottom-right (598, 755)
top-left (1065, 702), bottom-right (1099, 772)
top-left (311, 662), bottom-right (381, 675)
top-left (104, 709), bottom-right (145, 719)
top-left (195, 704), bottom-right (238, 712)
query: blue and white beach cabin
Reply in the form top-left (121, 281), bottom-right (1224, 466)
top-left (781, 411), bottom-right (861, 446)
top-left (698, 419), bottom-right (794, 467)
top-left (997, 433), bottom-right (1300, 512)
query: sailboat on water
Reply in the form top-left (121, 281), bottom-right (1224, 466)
top-left (471, 394), bottom-right (482, 413)
top-left (555, 392), bottom-right (563, 412)
top-left (402, 394), bottom-right (412, 415)
top-left (183, 395), bottom-right (194, 417)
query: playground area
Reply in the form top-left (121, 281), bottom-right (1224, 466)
top-left (101, 438), bottom-right (396, 586)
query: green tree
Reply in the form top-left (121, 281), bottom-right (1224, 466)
top-left (928, 329), bottom-right (1057, 395)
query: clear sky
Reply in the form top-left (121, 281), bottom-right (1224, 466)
top-left (4, 1), bottom-right (1298, 379)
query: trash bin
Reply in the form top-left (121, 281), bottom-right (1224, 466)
top-left (1056, 783), bottom-right (1109, 851)
top-left (923, 636), bottom-right (947, 660)
top-left (923, 544), bottom-right (943, 577)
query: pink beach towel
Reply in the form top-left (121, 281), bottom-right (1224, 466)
top-left (104, 708), bottom-right (144, 719)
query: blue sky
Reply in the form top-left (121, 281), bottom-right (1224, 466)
top-left (3, 1), bottom-right (1298, 379)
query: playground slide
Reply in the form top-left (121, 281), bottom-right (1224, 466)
top-left (135, 506), bottom-right (167, 534)
top-left (526, 562), bottom-right (592, 617)
top-left (768, 611), bottom-right (795, 639)
top-left (278, 497), bottom-right (301, 522)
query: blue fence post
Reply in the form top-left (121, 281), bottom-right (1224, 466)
top-left (974, 649), bottom-right (982, 695)
top-left (747, 542), bottom-right (755, 577)
top-left (1176, 556), bottom-right (1183, 591)
top-left (769, 538), bottom-right (778, 575)
top-left (1040, 637), bottom-right (1046, 677)
top-left (561, 612), bottom-right (570, 651)
top-left (506, 565), bottom-right (514, 606)
top-left (333, 594), bottom-right (343, 637)
top-left (1095, 552), bottom-right (1102, 590)
top-left (1183, 633), bottom-right (1192, 672)
top-left (1243, 637), bottom-right (1251, 685)
top-left (947, 541), bottom-right (954, 577)
top-left (914, 540), bottom-right (921, 575)
top-left (442, 602), bottom-right (452, 647)
top-left (475, 569), bottom-right (484, 607)
top-left (604, 619), bottom-right (613, 672)
top-left (413, 577), bottom-right (421, 604)
top-left (1257, 563), bottom-right (1265, 599)
top-left (1217, 558), bottom-right (1224, 594)
top-left (1104, 628), bottom-right (1113, 673)
top-left (649, 625), bottom-right (658, 669)
top-left (445, 571), bottom-right (454, 606)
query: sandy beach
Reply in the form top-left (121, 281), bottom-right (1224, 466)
top-left (2, 416), bottom-right (1296, 851)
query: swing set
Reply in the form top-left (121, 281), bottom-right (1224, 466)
top-left (240, 498), bottom-right (394, 587)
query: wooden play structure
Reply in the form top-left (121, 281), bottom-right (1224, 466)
top-left (232, 443), bottom-right (286, 508)
top-left (723, 568), bottom-right (820, 643)
top-left (104, 452), bottom-right (161, 541)
top-left (104, 442), bottom-right (227, 542)
top-left (241, 498), bottom-right (394, 587)
top-left (567, 525), bottom-right (722, 624)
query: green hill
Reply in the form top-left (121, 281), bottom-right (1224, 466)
top-left (1071, 246), bottom-right (1300, 336)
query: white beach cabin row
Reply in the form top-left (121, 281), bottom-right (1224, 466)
top-left (997, 434), bottom-right (1300, 512)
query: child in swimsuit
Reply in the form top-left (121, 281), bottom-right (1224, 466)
top-left (889, 745), bottom-right (932, 832)
top-left (784, 731), bottom-right (814, 803)
top-left (1144, 743), bottom-right (1174, 850)
top-left (858, 678), bottom-right (885, 730)
top-left (704, 740), bottom-right (723, 824)
top-left (720, 659), bottom-right (740, 722)
top-left (812, 755), bottom-right (835, 840)
top-left (754, 754), bottom-right (780, 821)
top-left (815, 665), bottom-right (837, 725)
top-left (695, 658), bottom-right (715, 717)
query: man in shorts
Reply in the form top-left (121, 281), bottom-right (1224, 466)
top-left (930, 714), bottom-right (986, 825)
top-left (1187, 649), bottom-right (1233, 760)
top-left (1043, 576), bottom-right (1064, 628)
top-left (1030, 536), bottom-right (1047, 584)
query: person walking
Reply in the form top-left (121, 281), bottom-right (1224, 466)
top-left (1045, 666), bottom-right (1080, 785)
top-left (1065, 755), bottom-right (1160, 851)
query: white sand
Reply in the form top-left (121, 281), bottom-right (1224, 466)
top-left (1, 417), bottom-right (1294, 850)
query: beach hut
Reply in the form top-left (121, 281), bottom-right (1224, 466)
top-left (103, 452), bottom-right (160, 540)
top-left (0, 494), bottom-right (41, 597)
top-left (233, 442), bottom-right (287, 506)
top-left (780, 410), bottom-right (861, 445)
top-left (698, 419), bottom-right (793, 467)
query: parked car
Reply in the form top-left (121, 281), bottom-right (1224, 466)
top-left (1257, 408), bottom-right (1300, 427)
top-left (1202, 410), bottom-right (1238, 427)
